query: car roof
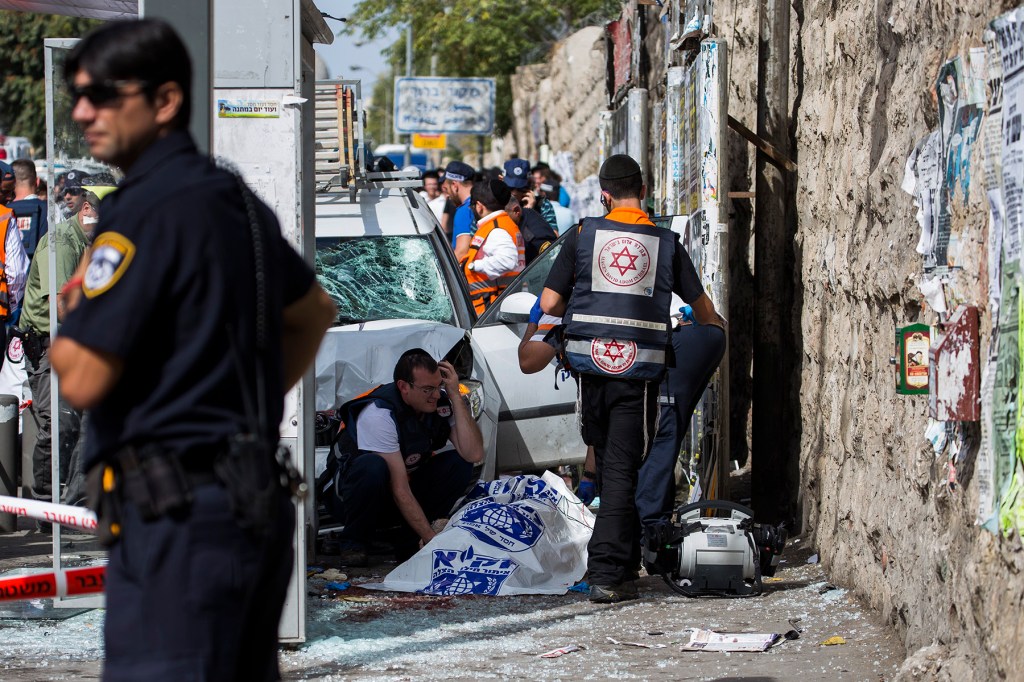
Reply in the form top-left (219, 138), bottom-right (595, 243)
top-left (314, 186), bottom-right (436, 238)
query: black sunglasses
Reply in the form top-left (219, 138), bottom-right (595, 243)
top-left (68, 80), bottom-right (150, 108)
top-left (64, 188), bottom-right (83, 197)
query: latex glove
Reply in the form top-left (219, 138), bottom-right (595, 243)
top-left (679, 305), bottom-right (696, 324)
top-left (529, 296), bottom-right (543, 325)
top-left (577, 480), bottom-right (597, 506)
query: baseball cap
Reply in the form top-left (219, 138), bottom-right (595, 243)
top-left (502, 159), bottom-right (530, 189)
top-left (63, 169), bottom-right (91, 192)
top-left (444, 160), bottom-right (475, 183)
top-left (599, 154), bottom-right (642, 180)
top-left (0, 161), bottom-right (13, 183)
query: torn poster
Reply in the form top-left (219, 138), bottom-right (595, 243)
top-left (979, 357), bottom-right (999, 529)
top-left (991, 9), bottom-right (1024, 269)
top-left (984, 30), bottom-right (1006, 316)
top-left (993, 265), bottom-right (1021, 535)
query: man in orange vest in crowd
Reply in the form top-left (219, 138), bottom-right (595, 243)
top-left (0, 161), bottom-right (31, 369)
top-left (462, 178), bottom-right (525, 314)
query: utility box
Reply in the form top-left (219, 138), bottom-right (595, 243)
top-left (895, 323), bottom-right (930, 394)
top-left (928, 305), bottom-right (980, 421)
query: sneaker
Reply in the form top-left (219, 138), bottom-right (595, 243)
top-left (589, 581), bottom-right (638, 603)
top-left (337, 542), bottom-right (369, 567)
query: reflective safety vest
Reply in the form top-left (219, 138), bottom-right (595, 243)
top-left (8, 197), bottom-right (48, 260)
top-left (463, 211), bottom-right (525, 314)
top-left (335, 382), bottom-right (453, 475)
top-left (0, 208), bottom-right (11, 319)
top-left (563, 216), bottom-right (676, 380)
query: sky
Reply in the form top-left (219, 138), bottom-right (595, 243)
top-left (313, 0), bottom-right (399, 86)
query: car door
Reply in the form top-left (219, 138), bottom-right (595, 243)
top-left (470, 231), bottom-right (585, 473)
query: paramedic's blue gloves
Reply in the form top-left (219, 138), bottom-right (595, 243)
top-left (529, 297), bottom-right (543, 325)
top-left (577, 480), bottom-right (597, 506)
top-left (679, 304), bottom-right (696, 324)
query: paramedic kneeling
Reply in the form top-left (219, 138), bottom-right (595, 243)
top-left (332, 349), bottom-right (484, 565)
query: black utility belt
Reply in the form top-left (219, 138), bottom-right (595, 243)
top-left (116, 442), bottom-right (224, 519)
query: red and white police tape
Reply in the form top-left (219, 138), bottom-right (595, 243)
top-left (0, 496), bottom-right (104, 602)
top-left (0, 565), bottom-right (105, 602)
top-left (0, 495), bottom-right (98, 533)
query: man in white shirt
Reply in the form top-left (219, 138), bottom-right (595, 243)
top-left (462, 179), bottom-right (525, 314)
top-left (326, 349), bottom-right (484, 565)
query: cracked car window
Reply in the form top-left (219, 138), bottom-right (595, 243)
top-left (316, 236), bottom-right (457, 326)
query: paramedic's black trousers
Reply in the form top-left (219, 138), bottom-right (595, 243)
top-left (580, 374), bottom-right (659, 586)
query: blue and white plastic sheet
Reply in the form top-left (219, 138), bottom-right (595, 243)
top-left (363, 472), bottom-right (594, 596)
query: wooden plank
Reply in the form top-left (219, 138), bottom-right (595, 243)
top-left (727, 114), bottom-right (797, 172)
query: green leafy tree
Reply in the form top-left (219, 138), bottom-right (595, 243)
top-left (348, 0), bottom-right (621, 137)
top-left (0, 11), bottom-right (100, 149)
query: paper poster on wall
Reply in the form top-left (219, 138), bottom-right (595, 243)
top-left (991, 9), bottom-right (1024, 271)
top-left (217, 99), bottom-right (281, 118)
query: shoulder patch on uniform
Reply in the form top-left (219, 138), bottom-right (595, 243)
top-left (83, 232), bottom-right (136, 298)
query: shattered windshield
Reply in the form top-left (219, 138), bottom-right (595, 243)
top-left (316, 236), bottom-right (457, 326)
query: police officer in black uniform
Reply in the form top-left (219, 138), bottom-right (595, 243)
top-left (50, 19), bottom-right (336, 681)
top-left (540, 154), bottom-right (725, 603)
top-left (324, 348), bottom-right (484, 565)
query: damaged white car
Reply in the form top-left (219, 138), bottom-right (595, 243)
top-left (312, 181), bottom-right (585, 482)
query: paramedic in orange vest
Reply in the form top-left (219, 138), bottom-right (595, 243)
top-left (0, 160), bottom-right (31, 369)
top-left (463, 178), bottom-right (526, 314)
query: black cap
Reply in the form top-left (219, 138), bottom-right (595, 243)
top-left (444, 160), bottom-right (475, 183)
top-left (64, 169), bottom-right (91, 191)
top-left (489, 179), bottom-right (511, 207)
top-left (599, 154), bottom-right (642, 180)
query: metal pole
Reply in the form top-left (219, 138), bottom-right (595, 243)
top-left (0, 395), bottom-right (18, 532)
top-left (404, 23), bottom-right (413, 168)
top-left (752, 0), bottom-right (796, 526)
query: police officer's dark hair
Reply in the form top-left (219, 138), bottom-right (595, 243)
top-left (471, 178), bottom-right (512, 212)
top-left (600, 172), bottom-right (644, 200)
top-left (64, 18), bottom-right (192, 130)
top-left (394, 348), bottom-right (439, 385)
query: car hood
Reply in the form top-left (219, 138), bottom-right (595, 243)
top-left (315, 320), bottom-right (469, 410)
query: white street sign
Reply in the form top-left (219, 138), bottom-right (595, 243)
top-left (394, 77), bottom-right (496, 135)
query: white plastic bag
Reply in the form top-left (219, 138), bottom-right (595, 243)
top-left (362, 472), bottom-right (594, 596)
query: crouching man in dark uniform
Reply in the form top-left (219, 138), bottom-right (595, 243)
top-left (50, 19), bottom-right (336, 681)
top-left (327, 349), bottom-right (484, 566)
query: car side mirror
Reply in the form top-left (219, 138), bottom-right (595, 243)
top-left (496, 291), bottom-right (536, 324)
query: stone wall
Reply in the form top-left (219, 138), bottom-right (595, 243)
top-left (510, 0), bottom-right (1024, 676)
top-left (504, 26), bottom-right (608, 180)
top-left (719, 0), bottom-right (1024, 677)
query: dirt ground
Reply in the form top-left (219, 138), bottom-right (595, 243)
top-left (0, 517), bottom-right (905, 681)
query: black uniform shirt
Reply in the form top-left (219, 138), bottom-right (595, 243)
top-left (60, 130), bottom-right (315, 470)
top-left (519, 207), bottom-right (557, 264)
top-left (544, 209), bottom-right (705, 304)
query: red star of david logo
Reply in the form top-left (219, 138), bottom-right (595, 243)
top-left (603, 339), bottom-right (627, 361)
top-left (609, 245), bottom-right (640, 276)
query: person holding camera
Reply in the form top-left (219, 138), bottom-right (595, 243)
top-left (325, 349), bottom-right (484, 566)
top-left (50, 19), bottom-right (335, 680)
top-left (502, 159), bottom-right (557, 264)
